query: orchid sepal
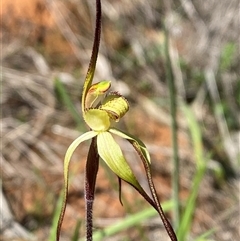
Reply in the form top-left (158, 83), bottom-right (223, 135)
top-left (57, 130), bottom-right (98, 240)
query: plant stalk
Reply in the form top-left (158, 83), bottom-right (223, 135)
top-left (85, 137), bottom-right (99, 241)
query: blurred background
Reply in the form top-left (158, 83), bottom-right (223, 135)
top-left (1, 0), bottom-right (239, 240)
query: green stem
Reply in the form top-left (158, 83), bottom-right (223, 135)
top-left (164, 22), bottom-right (180, 230)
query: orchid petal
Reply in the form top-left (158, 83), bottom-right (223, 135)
top-left (84, 109), bottom-right (111, 131)
top-left (86, 81), bottom-right (111, 108)
top-left (109, 128), bottom-right (151, 163)
top-left (97, 131), bottom-right (143, 191)
top-left (110, 128), bottom-right (178, 241)
top-left (57, 130), bottom-right (97, 240)
top-left (97, 132), bottom-right (160, 219)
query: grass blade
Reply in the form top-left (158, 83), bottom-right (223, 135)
top-left (164, 22), bottom-right (180, 230)
top-left (79, 200), bottom-right (173, 241)
top-left (54, 77), bottom-right (83, 127)
top-left (177, 105), bottom-right (210, 241)
top-left (48, 191), bottom-right (64, 241)
top-left (71, 219), bottom-right (82, 241)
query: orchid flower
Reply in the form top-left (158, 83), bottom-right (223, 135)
top-left (56, 1), bottom-right (177, 240)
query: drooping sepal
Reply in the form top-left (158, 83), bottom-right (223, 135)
top-left (56, 131), bottom-right (97, 241)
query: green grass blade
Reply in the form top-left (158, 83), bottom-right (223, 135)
top-left (79, 200), bottom-right (174, 241)
top-left (177, 105), bottom-right (210, 241)
top-left (164, 22), bottom-right (180, 230)
top-left (71, 219), bottom-right (82, 241)
top-left (178, 166), bottom-right (206, 241)
top-left (54, 77), bottom-right (83, 127)
top-left (193, 228), bottom-right (215, 241)
top-left (48, 191), bottom-right (64, 241)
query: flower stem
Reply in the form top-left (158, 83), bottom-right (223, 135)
top-left (85, 200), bottom-right (94, 241)
top-left (85, 137), bottom-right (99, 241)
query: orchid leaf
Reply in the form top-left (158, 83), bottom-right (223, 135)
top-left (56, 131), bottom-right (97, 240)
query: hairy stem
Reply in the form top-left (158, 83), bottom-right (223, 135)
top-left (85, 137), bottom-right (99, 240)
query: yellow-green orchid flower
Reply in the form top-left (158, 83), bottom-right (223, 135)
top-left (56, 1), bottom-right (177, 240)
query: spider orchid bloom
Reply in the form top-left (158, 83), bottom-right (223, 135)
top-left (66, 81), bottom-right (154, 206)
top-left (56, 80), bottom-right (177, 241)
top-left (56, 0), bottom-right (177, 240)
